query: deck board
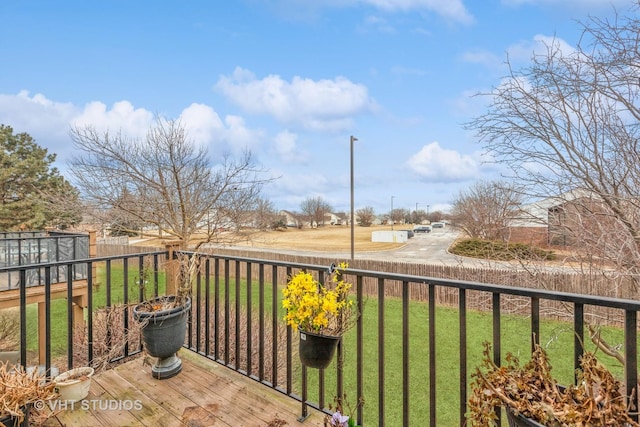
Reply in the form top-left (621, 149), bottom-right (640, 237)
top-left (43, 351), bottom-right (325, 427)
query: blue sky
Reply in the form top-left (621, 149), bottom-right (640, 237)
top-left (0, 0), bottom-right (631, 216)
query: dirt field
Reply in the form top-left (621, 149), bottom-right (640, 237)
top-left (234, 225), bottom-right (405, 252)
top-left (137, 225), bottom-right (407, 252)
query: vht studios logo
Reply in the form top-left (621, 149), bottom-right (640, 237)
top-left (41, 399), bottom-right (143, 411)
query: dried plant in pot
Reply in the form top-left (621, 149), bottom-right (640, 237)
top-left (0, 361), bottom-right (58, 427)
top-left (468, 342), bottom-right (639, 427)
top-left (133, 253), bottom-right (197, 379)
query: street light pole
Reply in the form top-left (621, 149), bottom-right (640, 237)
top-left (350, 135), bottom-right (358, 261)
top-left (391, 196), bottom-right (395, 231)
top-left (415, 202), bottom-right (419, 224)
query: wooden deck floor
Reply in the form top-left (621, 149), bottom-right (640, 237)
top-left (42, 352), bottom-right (325, 427)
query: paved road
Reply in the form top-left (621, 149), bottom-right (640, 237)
top-left (384, 228), bottom-right (462, 264)
top-left (219, 228), bottom-right (470, 266)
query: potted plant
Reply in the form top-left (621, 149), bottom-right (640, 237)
top-left (468, 342), bottom-right (639, 426)
top-left (324, 394), bottom-right (364, 427)
top-left (0, 362), bottom-right (58, 427)
top-left (282, 262), bottom-right (357, 369)
top-left (53, 366), bottom-right (94, 403)
top-left (133, 251), bottom-right (197, 379)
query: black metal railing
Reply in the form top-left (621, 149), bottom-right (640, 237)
top-left (0, 249), bottom-right (639, 426)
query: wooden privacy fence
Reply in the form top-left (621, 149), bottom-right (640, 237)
top-left (98, 244), bottom-right (638, 326)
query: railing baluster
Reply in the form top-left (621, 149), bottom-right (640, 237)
top-left (205, 259), bottom-right (211, 356)
top-left (235, 261), bottom-right (241, 370)
top-left (259, 263), bottom-right (265, 381)
top-left (224, 259), bottom-right (230, 366)
top-left (356, 274), bottom-right (364, 427)
top-left (625, 310), bottom-right (638, 422)
top-left (214, 258), bottom-right (220, 361)
top-left (427, 283), bottom-right (438, 424)
top-left (246, 261), bottom-right (252, 376)
top-left (195, 261), bottom-right (202, 353)
top-left (492, 292), bottom-right (501, 425)
top-left (531, 296), bottom-right (540, 352)
top-left (574, 302), bottom-right (584, 384)
top-left (45, 266), bottom-right (51, 374)
top-left (378, 277), bottom-right (385, 426)
top-left (19, 269), bottom-right (26, 367)
top-left (405, 280), bottom-right (412, 427)
top-left (66, 263), bottom-right (74, 370)
top-left (459, 288), bottom-right (467, 427)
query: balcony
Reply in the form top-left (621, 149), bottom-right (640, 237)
top-left (1, 240), bottom-right (639, 426)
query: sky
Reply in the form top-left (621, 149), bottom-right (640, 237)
top-left (0, 0), bottom-right (633, 217)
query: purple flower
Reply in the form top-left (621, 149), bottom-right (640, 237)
top-left (330, 411), bottom-right (349, 427)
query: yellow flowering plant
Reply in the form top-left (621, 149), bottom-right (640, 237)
top-left (282, 262), bottom-right (356, 336)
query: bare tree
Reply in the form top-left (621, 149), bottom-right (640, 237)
top-left (300, 196), bottom-right (332, 227)
top-left (252, 197), bottom-right (279, 231)
top-left (464, 2), bottom-right (640, 361)
top-left (69, 118), bottom-right (270, 249)
top-left (465, 2), bottom-right (640, 279)
top-left (356, 206), bottom-right (376, 227)
top-left (450, 180), bottom-right (523, 241)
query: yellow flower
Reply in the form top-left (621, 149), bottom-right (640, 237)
top-left (281, 263), bottom-right (356, 335)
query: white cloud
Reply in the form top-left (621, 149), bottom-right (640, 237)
top-left (460, 50), bottom-right (503, 69)
top-left (273, 130), bottom-right (307, 163)
top-left (215, 67), bottom-right (375, 132)
top-left (0, 91), bottom-right (76, 145)
top-left (72, 100), bottom-right (154, 139)
top-left (361, 0), bottom-right (473, 24)
top-left (363, 15), bottom-right (396, 33)
top-left (502, 0), bottom-right (629, 7)
top-left (507, 35), bottom-right (575, 64)
top-left (179, 103), bottom-right (224, 147)
top-left (406, 141), bottom-right (481, 182)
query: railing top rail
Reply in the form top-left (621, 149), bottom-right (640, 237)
top-left (0, 231), bottom-right (89, 240)
top-left (179, 251), bottom-right (640, 311)
top-left (345, 266), bottom-right (640, 311)
top-left (0, 250), bottom-right (169, 272)
top-left (4, 248), bottom-right (640, 311)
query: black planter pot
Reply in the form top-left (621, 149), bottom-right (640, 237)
top-left (134, 296), bottom-right (191, 379)
top-left (298, 329), bottom-right (340, 369)
top-left (506, 409), bottom-right (545, 427)
top-left (0, 404), bottom-right (30, 427)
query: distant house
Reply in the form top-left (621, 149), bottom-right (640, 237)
top-left (278, 210), bottom-right (301, 228)
top-left (507, 189), bottom-right (597, 246)
top-left (325, 212), bottom-right (346, 225)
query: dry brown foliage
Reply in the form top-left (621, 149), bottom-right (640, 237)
top-left (0, 361), bottom-right (58, 425)
top-left (70, 304), bottom-right (144, 373)
top-left (468, 342), bottom-right (639, 426)
top-left (0, 311), bottom-right (19, 352)
top-left (190, 303), bottom-right (290, 385)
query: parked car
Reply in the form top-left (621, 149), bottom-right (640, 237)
top-left (413, 226), bottom-right (431, 233)
top-left (431, 222), bottom-right (445, 229)
top-left (401, 230), bottom-right (415, 238)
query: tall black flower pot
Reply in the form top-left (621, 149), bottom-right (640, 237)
top-left (298, 329), bottom-right (340, 369)
top-left (134, 296), bottom-right (191, 379)
top-left (506, 408), bottom-right (545, 427)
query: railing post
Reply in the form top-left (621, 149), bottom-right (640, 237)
top-left (165, 242), bottom-right (181, 295)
